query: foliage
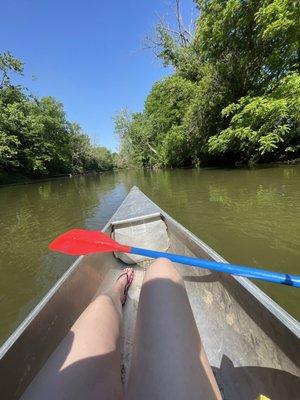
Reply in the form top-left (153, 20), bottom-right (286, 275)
top-left (208, 73), bottom-right (300, 162)
top-left (115, 76), bottom-right (196, 168)
top-left (114, 109), bottom-right (151, 167)
top-left (0, 52), bottom-right (114, 182)
top-left (116, 0), bottom-right (300, 167)
top-left (0, 51), bottom-right (23, 86)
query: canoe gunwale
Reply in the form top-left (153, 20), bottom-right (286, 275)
top-left (0, 220), bottom-right (113, 361)
top-left (0, 254), bottom-right (84, 360)
top-left (117, 186), bottom-right (300, 339)
top-left (163, 211), bottom-right (300, 339)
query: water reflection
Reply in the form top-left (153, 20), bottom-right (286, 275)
top-left (0, 165), bottom-right (299, 344)
top-left (0, 173), bottom-right (127, 342)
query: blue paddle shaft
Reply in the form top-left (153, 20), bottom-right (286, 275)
top-left (130, 247), bottom-right (300, 287)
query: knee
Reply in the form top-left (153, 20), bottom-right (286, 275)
top-left (145, 258), bottom-right (183, 285)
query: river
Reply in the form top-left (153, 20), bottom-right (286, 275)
top-left (0, 165), bottom-right (299, 345)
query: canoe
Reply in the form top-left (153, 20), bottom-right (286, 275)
top-left (0, 186), bottom-right (299, 399)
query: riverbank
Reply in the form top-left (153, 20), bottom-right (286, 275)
top-left (2, 158), bottom-right (300, 187)
top-left (0, 169), bottom-right (114, 187)
top-left (0, 171), bottom-right (34, 186)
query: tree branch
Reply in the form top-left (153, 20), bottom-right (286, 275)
top-left (146, 141), bottom-right (158, 155)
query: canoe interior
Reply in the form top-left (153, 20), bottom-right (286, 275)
top-left (0, 187), bottom-right (299, 399)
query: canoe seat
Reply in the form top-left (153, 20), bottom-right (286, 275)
top-left (112, 214), bottom-right (169, 264)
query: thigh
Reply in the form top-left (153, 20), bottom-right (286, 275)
top-left (22, 295), bottom-right (124, 400)
top-left (126, 258), bottom-right (221, 400)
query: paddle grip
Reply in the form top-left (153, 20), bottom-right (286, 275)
top-left (130, 247), bottom-right (300, 287)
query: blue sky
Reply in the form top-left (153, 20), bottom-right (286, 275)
top-left (1, 0), bottom-right (196, 151)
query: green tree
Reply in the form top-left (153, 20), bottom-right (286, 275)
top-left (116, 0), bottom-right (300, 167)
top-left (115, 76), bottom-right (197, 167)
top-left (208, 73), bottom-right (300, 163)
top-left (0, 52), bottom-right (114, 183)
top-left (114, 110), bottom-right (152, 167)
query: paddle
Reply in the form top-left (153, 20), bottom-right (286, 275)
top-left (49, 229), bottom-right (300, 287)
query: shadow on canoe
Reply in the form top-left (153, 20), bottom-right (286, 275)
top-left (213, 355), bottom-right (300, 399)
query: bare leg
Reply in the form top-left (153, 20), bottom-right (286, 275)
top-left (126, 259), bottom-right (222, 400)
top-left (22, 268), bottom-right (134, 400)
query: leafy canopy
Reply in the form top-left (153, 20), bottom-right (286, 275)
top-left (115, 0), bottom-right (300, 167)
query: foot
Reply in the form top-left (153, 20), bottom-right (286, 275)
top-left (115, 268), bottom-right (134, 305)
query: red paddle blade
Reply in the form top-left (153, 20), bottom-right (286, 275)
top-left (49, 229), bottom-right (131, 256)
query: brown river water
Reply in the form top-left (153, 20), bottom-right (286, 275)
top-left (0, 165), bottom-right (299, 345)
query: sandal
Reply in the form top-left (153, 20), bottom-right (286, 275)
top-left (116, 268), bottom-right (134, 306)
